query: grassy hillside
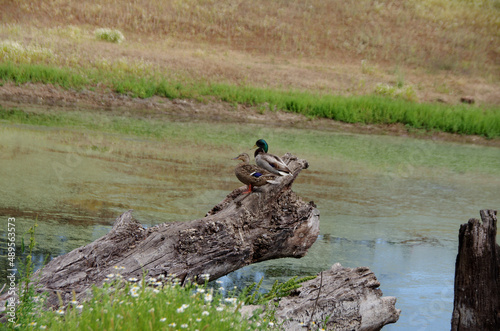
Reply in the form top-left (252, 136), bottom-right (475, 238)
top-left (0, 0), bottom-right (499, 136)
top-left (2, 0), bottom-right (499, 75)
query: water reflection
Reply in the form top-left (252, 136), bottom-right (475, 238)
top-left (1, 121), bottom-right (499, 331)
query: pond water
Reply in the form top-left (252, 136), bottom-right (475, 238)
top-left (1, 114), bottom-right (499, 330)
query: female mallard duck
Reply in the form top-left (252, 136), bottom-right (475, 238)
top-left (253, 139), bottom-right (292, 176)
top-left (233, 153), bottom-right (277, 193)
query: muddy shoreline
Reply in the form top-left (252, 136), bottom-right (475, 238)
top-left (1, 82), bottom-right (498, 147)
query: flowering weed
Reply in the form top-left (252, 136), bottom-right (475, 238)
top-left (0, 41), bottom-right (55, 64)
top-left (25, 271), bottom-right (267, 331)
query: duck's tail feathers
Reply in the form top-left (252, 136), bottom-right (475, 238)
top-left (266, 179), bottom-right (280, 185)
top-left (278, 171), bottom-right (292, 176)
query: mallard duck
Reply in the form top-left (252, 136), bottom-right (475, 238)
top-left (253, 139), bottom-right (292, 176)
top-left (233, 153), bottom-right (277, 193)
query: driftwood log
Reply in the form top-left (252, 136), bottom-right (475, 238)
top-left (25, 153), bottom-right (319, 306)
top-left (1, 153), bottom-right (401, 330)
top-left (451, 209), bottom-right (500, 331)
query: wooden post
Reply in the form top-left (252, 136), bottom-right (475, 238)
top-left (451, 210), bottom-right (500, 330)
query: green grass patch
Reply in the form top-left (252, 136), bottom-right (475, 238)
top-left (0, 62), bottom-right (499, 138)
top-left (200, 83), bottom-right (500, 138)
top-left (11, 275), bottom-right (263, 330)
top-left (5, 271), bottom-right (316, 331)
top-left (0, 62), bottom-right (89, 88)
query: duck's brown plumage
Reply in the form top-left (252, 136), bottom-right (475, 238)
top-left (233, 153), bottom-right (276, 193)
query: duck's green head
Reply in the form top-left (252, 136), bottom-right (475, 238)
top-left (254, 139), bottom-right (268, 153)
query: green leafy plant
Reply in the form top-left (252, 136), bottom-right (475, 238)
top-left (241, 275), bottom-right (317, 305)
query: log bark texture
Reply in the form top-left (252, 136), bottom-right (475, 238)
top-left (273, 263), bottom-right (401, 331)
top-left (451, 209), bottom-right (500, 331)
top-left (28, 154), bottom-right (320, 307)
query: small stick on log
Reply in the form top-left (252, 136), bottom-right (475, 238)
top-left (451, 209), bottom-right (500, 331)
top-left (308, 271), bottom-right (323, 329)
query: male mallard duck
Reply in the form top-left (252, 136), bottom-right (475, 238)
top-left (253, 139), bottom-right (292, 176)
top-left (233, 153), bottom-right (277, 194)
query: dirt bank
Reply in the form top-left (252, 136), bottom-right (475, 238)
top-left (1, 82), bottom-right (498, 147)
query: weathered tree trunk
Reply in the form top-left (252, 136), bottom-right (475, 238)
top-left (273, 263), bottom-right (401, 330)
top-left (451, 210), bottom-right (500, 331)
top-left (0, 153), bottom-right (402, 329)
top-left (28, 154), bottom-right (320, 306)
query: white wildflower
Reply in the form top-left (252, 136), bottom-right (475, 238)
top-left (129, 286), bottom-right (139, 297)
top-left (224, 297), bottom-right (238, 305)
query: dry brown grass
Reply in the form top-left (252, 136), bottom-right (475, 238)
top-left (1, 0), bottom-right (499, 104)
